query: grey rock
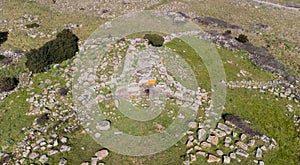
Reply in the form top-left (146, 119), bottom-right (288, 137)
top-left (48, 150), bottom-right (58, 155)
top-left (29, 152), bottom-right (39, 159)
top-left (91, 156), bottom-right (98, 165)
top-left (217, 123), bottom-right (232, 134)
top-left (59, 158), bottom-right (67, 165)
top-left (223, 155), bottom-right (230, 164)
top-left (39, 155), bottom-right (48, 164)
top-left (61, 137), bottom-right (68, 143)
top-left (248, 139), bottom-right (255, 147)
top-left (96, 120), bottom-right (111, 130)
top-left (236, 149), bottom-right (249, 157)
top-left (216, 150), bottom-right (223, 156)
top-left (60, 145), bottom-right (71, 152)
top-left (197, 129), bottom-right (206, 140)
top-left (225, 137), bottom-right (231, 144)
top-left (240, 134), bottom-right (247, 141)
top-left (256, 148), bottom-right (262, 158)
top-left (22, 150), bottom-right (30, 157)
top-left (95, 149), bottom-right (109, 160)
top-left (236, 141), bottom-right (248, 150)
top-left (229, 152), bottom-right (236, 159)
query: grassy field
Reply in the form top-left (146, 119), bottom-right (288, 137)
top-left (0, 0), bottom-right (299, 164)
top-left (224, 88), bottom-right (300, 165)
top-left (1, 0), bottom-right (103, 50)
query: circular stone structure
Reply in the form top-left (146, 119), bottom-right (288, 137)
top-left (72, 10), bottom-right (226, 156)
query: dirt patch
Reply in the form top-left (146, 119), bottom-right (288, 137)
top-left (193, 16), bottom-right (242, 29)
top-left (242, 42), bottom-right (285, 74)
top-left (205, 30), bottom-right (286, 74)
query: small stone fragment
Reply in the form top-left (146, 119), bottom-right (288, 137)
top-left (207, 154), bottom-right (221, 163)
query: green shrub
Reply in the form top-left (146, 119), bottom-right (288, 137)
top-left (0, 32), bottom-right (8, 45)
top-left (144, 33), bottom-right (164, 47)
top-left (0, 77), bottom-right (19, 92)
top-left (0, 55), bottom-right (5, 61)
top-left (235, 34), bottom-right (249, 43)
top-left (25, 29), bottom-right (79, 73)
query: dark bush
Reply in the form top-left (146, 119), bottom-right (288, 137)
top-left (56, 87), bottom-right (69, 96)
top-left (235, 34), bottom-right (249, 43)
top-left (0, 77), bottom-right (19, 92)
top-left (0, 31), bottom-right (8, 45)
top-left (144, 34), bottom-right (164, 47)
top-left (25, 23), bottom-right (40, 29)
top-left (25, 29), bottom-right (79, 73)
top-left (36, 113), bottom-right (50, 125)
top-left (0, 55), bottom-right (5, 60)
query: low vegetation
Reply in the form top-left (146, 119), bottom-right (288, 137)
top-left (144, 33), bottom-right (164, 47)
top-left (0, 77), bottom-right (19, 92)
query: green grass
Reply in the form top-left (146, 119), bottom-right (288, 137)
top-left (165, 38), bottom-right (211, 90)
top-left (0, 56), bottom-right (27, 79)
top-left (1, 0), bottom-right (103, 50)
top-left (218, 48), bottom-right (275, 81)
top-left (0, 89), bottom-right (35, 151)
top-left (223, 88), bottom-right (300, 164)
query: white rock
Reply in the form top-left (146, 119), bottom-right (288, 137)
top-left (256, 148), bottom-right (262, 158)
top-left (95, 149), bottom-right (109, 160)
top-left (39, 155), bottom-right (48, 164)
top-left (223, 155), bottom-right (230, 164)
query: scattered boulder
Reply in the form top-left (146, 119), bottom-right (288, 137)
top-left (223, 155), bottom-right (231, 164)
top-left (61, 137), bottom-right (68, 143)
top-left (229, 152), bottom-right (236, 159)
top-left (256, 148), bottom-right (262, 158)
top-left (240, 134), bottom-right (247, 141)
top-left (196, 151), bottom-right (207, 157)
top-left (198, 129), bottom-right (206, 140)
top-left (207, 154), bottom-right (221, 163)
top-left (188, 121), bottom-right (197, 129)
top-left (236, 141), bottom-right (248, 150)
top-left (95, 149), bottom-right (109, 160)
top-left (207, 135), bottom-right (218, 145)
top-left (60, 145), bottom-right (71, 152)
top-left (91, 156), bottom-right (98, 165)
top-left (217, 123), bottom-right (232, 134)
top-left (29, 152), bottom-right (39, 159)
top-left (59, 158), bottom-right (67, 165)
top-left (248, 139), bottom-right (256, 147)
top-left (201, 142), bottom-right (211, 148)
top-left (235, 149), bottom-right (249, 157)
top-left (216, 150), bottom-right (223, 156)
top-left (225, 137), bottom-right (232, 144)
top-left (96, 120), bottom-right (111, 130)
top-left (39, 155), bottom-right (48, 164)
